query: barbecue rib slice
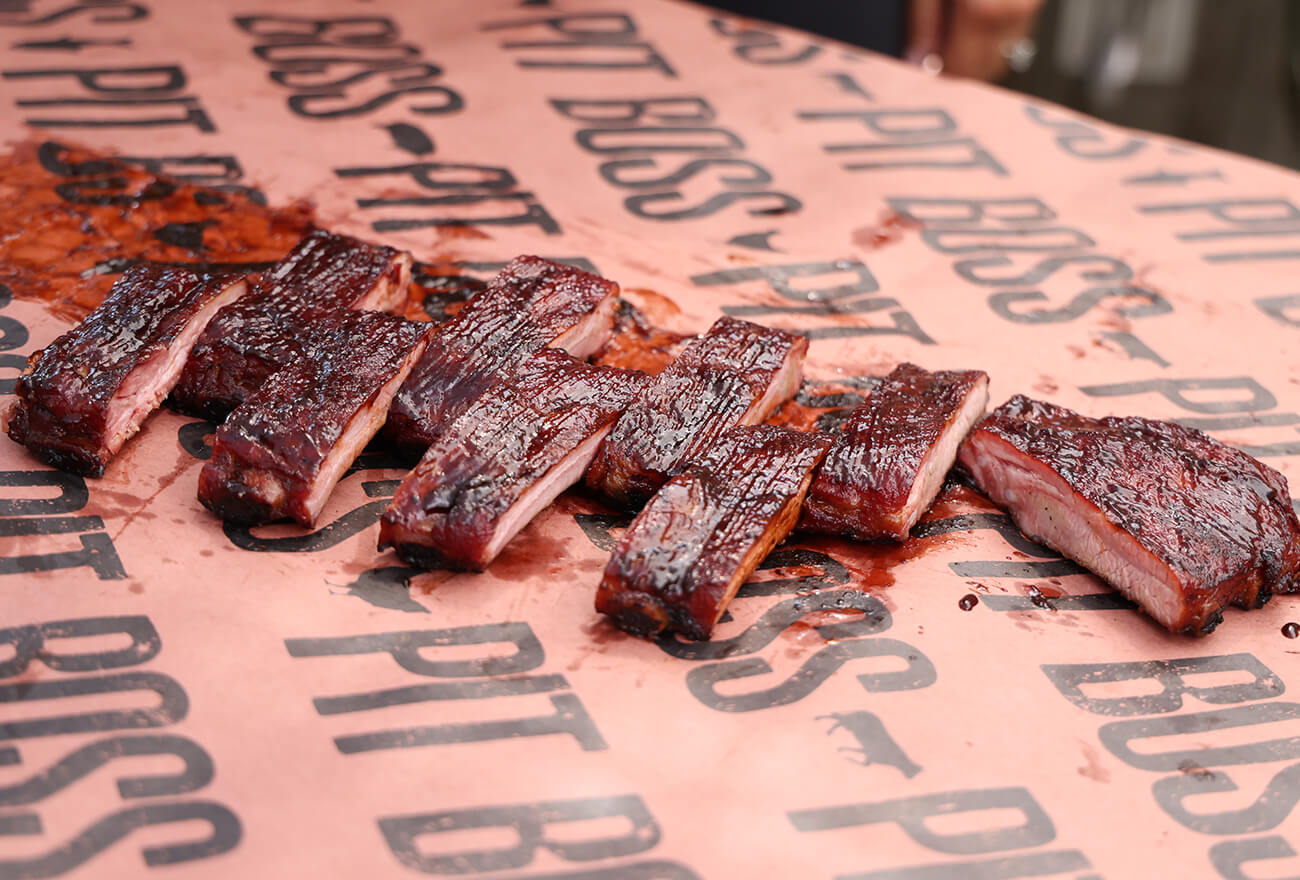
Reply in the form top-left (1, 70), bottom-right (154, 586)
top-left (380, 349), bottom-right (646, 570)
top-left (801, 363), bottom-right (989, 541)
top-left (958, 395), bottom-right (1300, 633)
top-left (383, 255), bottom-right (618, 457)
top-left (3, 265), bottom-right (248, 477)
top-left (198, 311), bottom-right (431, 528)
top-left (597, 425), bottom-right (832, 640)
top-left (172, 229), bottom-right (411, 420)
top-left (585, 316), bottom-right (807, 508)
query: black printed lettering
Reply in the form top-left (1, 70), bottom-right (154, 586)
top-left (0, 672), bottom-right (188, 740)
top-left (0, 801), bottom-right (240, 876)
top-left (1100, 702), bottom-right (1300, 771)
top-left (379, 794), bottom-right (658, 873)
top-left (0, 734), bottom-right (213, 805)
top-left (1041, 654), bottom-right (1282, 717)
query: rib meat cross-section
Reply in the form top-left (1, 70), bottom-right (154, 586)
top-left (596, 425), bottom-right (833, 641)
top-left (383, 255), bottom-right (618, 457)
top-left (585, 316), bottom-right (807, 508)
top-left (801, 363), bottom-right (989, 541)
top-left (198, 310), bottom-right (431, 528)
top-left (3, 265), bottom-right (248, 476)
top-left (380, 348), bottom-right (646, 570)
top-left (958, 395), bottom-right (1300, 633)
top-left (172, 229), bottom-right (411, 420)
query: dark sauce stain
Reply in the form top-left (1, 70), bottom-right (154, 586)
top-left (958, 593), bottom-right (979, 611)
top-left (850, 210), bottom-right (920, 250)
top-left (594, 299), bottom-right (689, 375)
top-left (1026, 584), bottom-right (1056, 610)
top-left (815, 534), bottom-right (949, 591)
top-left (1284, 622), bottom-right (1300, 639)
top-left (153, 219), bottom-right (215, 252)
top-left (127, 582), bottom-right (144, 594)
top-left (582, 617), bottom-right (632, 646)
top-left (491, 529), bottom-right (572, 582)
top-left (1177, 759), bottom-right (1214, 779)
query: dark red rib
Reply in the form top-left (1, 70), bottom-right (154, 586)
top-left (381, 349), bottom-right (646, 570)
top-left (801, 363), bottom-right (989, 540)
top-left (596, 425), bottom-right (832, 640)
top-left (4, 265), bottom-right (248, 476)
top-left (198, 311), bottom-right (431, 528)
top-left (959, 395), bottom-right (1300, 633)
top-left (585, 316), bottom-right (807, 508)
top-left (172, 229), bottom-right (411, 420)
top-left (383, 255), bottom-right (618, 457)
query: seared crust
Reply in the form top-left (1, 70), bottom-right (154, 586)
top-left (596, 425), bottom-right (832, 640)
top-left (585, 316), bottom-right (807, 508)
top-left (959, 395), bottom-right (1300, 633)
top-left (383, 255), bottom-right (618, 457)
top-left (199, 311), bottom-right (431, 527)
top-left (380, 349), bottom-right (645, 570)
top-left (172, 230), bottom-right (411, 420)
top-left (5, 265), bottom-right (247, 476)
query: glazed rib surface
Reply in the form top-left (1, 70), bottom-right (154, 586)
top-left (383, 256), bottom-right (618, 456)
top-left (381, 348), bottom-right (645, 570)
top-left (172, 229), bottom-right (411, 420)
top-left (199, 310), bottom-right (430, 527)
top-left (802, 363), bottom-right (989, 540)
top-left (585, 316), bottom-right (807, 508)
top-left (596, 425), bottom-right (832, 640)
top-left (958, 395), bottom-right (1300, 633)
top-left (5, 265), bottom-right (248, 476)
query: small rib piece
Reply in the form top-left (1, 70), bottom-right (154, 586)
top-left (801, 363), bottom-right (989, 541)
top-left (380, 349), bottom-right (646, 570)
top-left (4, 265), bottom-right (248, 476)
top-left (596, 425), bottom-right (832, 640)
top-left (172, 229), bottom-right (411, 420)
top-left (383, 255), bottom-right (618, 456)
top-left (198, 311), bottom-right (431, 528)
top-left (959, 395), bottom-right (1300, 634)
top-left (585, 316), bottom-right (807, 508)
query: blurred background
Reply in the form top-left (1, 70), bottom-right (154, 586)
top-left (701, 0), bottom-right (1300, 170)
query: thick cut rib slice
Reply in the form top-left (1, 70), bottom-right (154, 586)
top-left (383, 255), bottom-right (618, 456)
top-left (380, 348), bottom-right (646, 570)
top-left (172, 229), bottom-right (411, 420)
top-left (958, 395), bottom-right (1300, 634)
top-left (801, 363), bottom-right (989, 540)
top-left (3, 265), bottom-right (248, 476)
top-left (585, 316), bottom-right (807, 508)
top-left (596, 425), bottom-right (832, 640)
top-left (198, 311), bottom-right (431, 528)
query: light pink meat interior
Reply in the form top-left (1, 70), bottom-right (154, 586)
top-left (959, 431), bottom-right (1190, 629)
top-left (103, 277), bottom-right (249, 455)
top-left (547, 292), bottom-right (618, 359)
top-left (894, 375), bottom-right (990, 535)
top-left (299, 336), bottom-right (428, 526)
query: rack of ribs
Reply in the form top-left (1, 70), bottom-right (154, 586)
top-left (198, 311), bottom-right (431, 527)
top-left (383, 255), bottom-right (618, 457)
top-left (380, 348), bottom-right (646, 570)
top-left (801, 363), bottom-right (989, 541)
top-left (585, 316), bottom-right (806, 508)
top-left (596, 425), bottom-right (832, 640)
top-left (958, 395), bottom-right (1300, 633)
top-left (4, 265), bottom-right (249, 476)
top-left (171, 229), bottom-right (411, 421)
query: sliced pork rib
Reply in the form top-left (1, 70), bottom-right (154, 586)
top-left (198, 311), bottom-right (431, 528)
top-left (959, 395), bottom-right (1300, 634)
top-left (585, 316), bottom-right (807, 508)
top-left (802, 363), bottom-right (989, 541)
top-left (597, 425), bottom-right (832, 641)
top-left (383, 256), bottom-right (618, 457)
top-left (4, 265), bottom-right (248, 477)
top-left (380, 349), bottom-right (645, 571)
top-left (172, 229), bottom-right (411, 420)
